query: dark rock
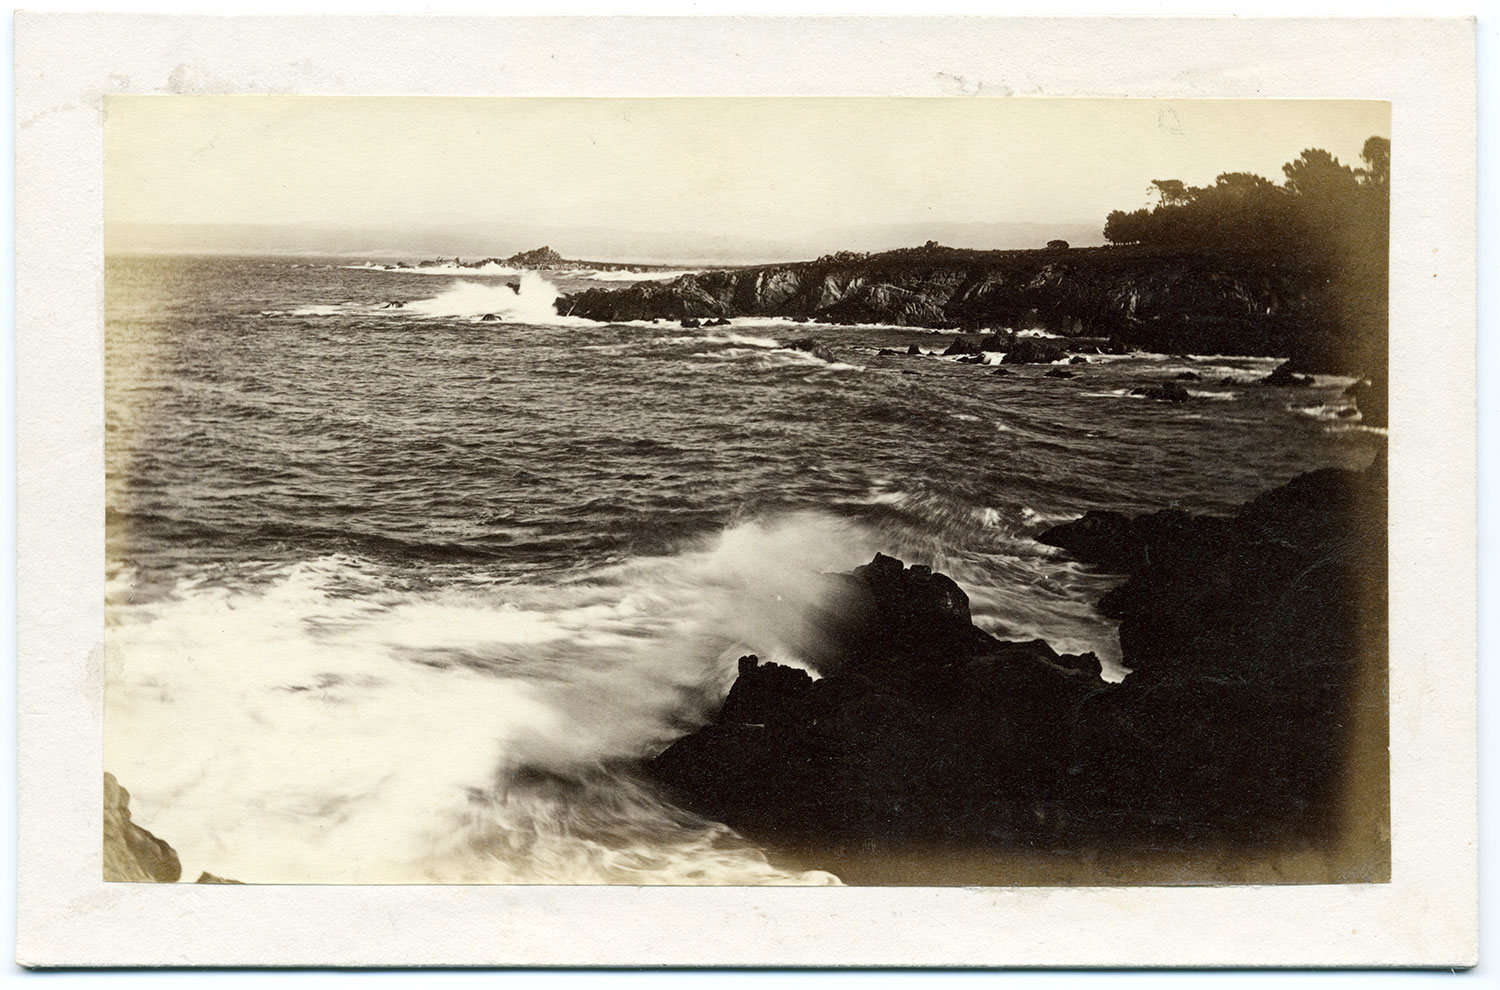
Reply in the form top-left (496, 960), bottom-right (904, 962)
top-left (681, 318), bottom-right (702, 329)
top-left (1173, 371), bottom-right (1201, 381)
top-left (479, 313), bottom-right (499, 322)
top-left (719, 655), bottom-right (814, 724)
top-left (646, 455), bottom-right (1387, 882)
top-left (876, 348), bottom-right (901, 357)
top-left (1069, 355), bottom-right (1089, 365)
top-left (1044, 369), bottom-right (1076, 379)
top-left (1002, 338), bottom-right (1068, 364)
top-left (991, 367), bottom-right (1012, 377)
top-left (709, 317), bottom-right (733, 326)
top-left (906, 343), bottom-right (922, 355)
top-left (1130, 382), bottom-right (1191, 402)
top-left (1343, 374), bottom-right (1388, 429)
top-left (1038, 507), bottom-right (1231, 575)
top-left (785, 337), bottom-right (839, 364)
top-left (1260, 360), bottom-right (1316, 387)
top-left (942, 335), bottom-right (986, 357)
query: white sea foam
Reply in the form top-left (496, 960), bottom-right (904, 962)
top-left (1295, 402), bottom-right (1361, 422)
top-left (269, 274), bottom-right (597, 326)
top-left (1186, 390), bottom-right (1239, 402)
top-left (401, 273), bottom-right (572, 323)
top-left (105, 516), bottom-right (897, 885)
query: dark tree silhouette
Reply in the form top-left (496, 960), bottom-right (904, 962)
top-left (1098, 136), bottom-right (1390, 383)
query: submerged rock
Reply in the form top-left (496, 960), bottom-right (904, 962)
top-left (1043, 368), bottom-right (1076, 379)
top-left (1260, 360), bottom-right (1316, 386)
top-left (785, 337), bottom-right (839, 364)
top-left (1130, 382), bottom-right (1191, 402)
top-left (104, 773), bottom-right (181, 883)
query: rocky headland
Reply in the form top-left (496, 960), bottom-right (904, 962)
top-left (646, 453), bottom-right (1389, 884)
top-left (556, 242), bottom-right (1386, 382)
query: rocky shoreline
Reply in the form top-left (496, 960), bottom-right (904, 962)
top-left (555, 242), bottom-right (1385, 382)
top-left (105, 457), bottom-right (1388, 886)
top-left (646, 453), bottom-right (1389, 884)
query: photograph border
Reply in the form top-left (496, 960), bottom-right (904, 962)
top-left (15, 13), bottom-right (1478, 968)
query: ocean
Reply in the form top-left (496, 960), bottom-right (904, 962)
top-left (103, 254), bottom-right (1384, 884)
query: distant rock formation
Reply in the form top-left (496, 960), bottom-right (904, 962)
top-left (408, 246), bottom-right (679, 276)
top-left (502, 246), bottom-right (565, 268)
top-left (103, 773), bottom-right (180, 882)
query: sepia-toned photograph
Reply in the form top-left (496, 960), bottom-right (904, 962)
top-left (100, 95), bottom-right (1393, 888)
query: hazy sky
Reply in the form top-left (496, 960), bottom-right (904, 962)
top-left (106, 96), bottom-right (1389, 246)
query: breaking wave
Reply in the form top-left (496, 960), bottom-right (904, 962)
top-left (106, 515), bottom-right (889, 885)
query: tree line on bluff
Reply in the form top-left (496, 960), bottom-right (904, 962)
top-left (557, 136), bottom-right (1390, 383)
top-left (1103, 137), bottom-right (1389, 259)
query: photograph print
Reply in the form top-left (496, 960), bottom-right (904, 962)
top-left (103, 96), bottom-right (1390, 886)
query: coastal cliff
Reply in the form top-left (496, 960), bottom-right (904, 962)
top-left (557, 243), bottom-right (1386, 380)
top-left (647, 455), bottom-right (1389, 884)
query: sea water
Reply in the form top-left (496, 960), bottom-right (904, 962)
top-left (104, 254), bottom-right (1383, 884)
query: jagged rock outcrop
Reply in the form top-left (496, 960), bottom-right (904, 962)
top-left (941, 332), bottom-right (1012, 357)
top-left (647, 455), bottom-right (1388, 882)
top-left (999, 338), bottom-right (1067, 364)
top-left (103, 773), bottom-right (181, 883)
top-left (557, 243), bottom-right (1386, 382)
